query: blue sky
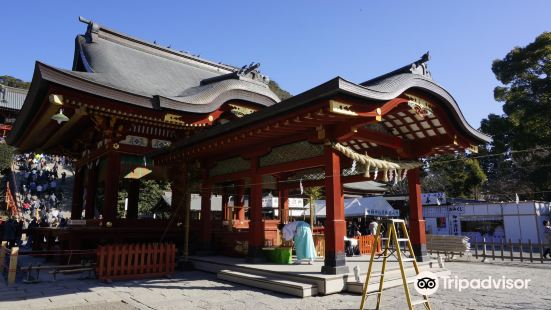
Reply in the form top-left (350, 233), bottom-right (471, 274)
top-left (1, 1), bottom-right (550, 127)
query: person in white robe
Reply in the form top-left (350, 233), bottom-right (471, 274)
top-left (279, 221), bottom-right (317, 264)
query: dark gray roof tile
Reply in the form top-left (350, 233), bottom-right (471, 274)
top-left (68, 19), bottom-right (280, 110)
top-left (0, 85), bottom-right (27, 111)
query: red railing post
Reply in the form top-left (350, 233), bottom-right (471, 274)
top-left (140, 244), bottom-right (146, 274)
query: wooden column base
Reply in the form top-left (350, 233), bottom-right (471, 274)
top-left (410, 218), bottom-right (428, 261)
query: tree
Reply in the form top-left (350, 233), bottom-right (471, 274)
top-left (138, 179), bottom-right (170, 214)
top-left (268, 80), bottom-right (292, 100)
top-left (424, 155), bottom-right (487, 199)
top-left (0, 75), bottom-right (31, 89)
top-left (480, 32), bottom-right (551, 200)
top-left (0, 143), bottom-right (14, 174)
top-left (117, 179), bottom-right (171, 217)
top-left (304, 186), bottom-right (322, 228)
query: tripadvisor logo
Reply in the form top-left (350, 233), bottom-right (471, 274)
top-left (413, 271), bottom-right (531, 295)
top-left (414, 271), bottom-right (439, 295)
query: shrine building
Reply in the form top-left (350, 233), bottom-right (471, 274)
top-left (8, 18), bottom-right (490, 275)
top-left (0, 84), bottom-right (27, 137)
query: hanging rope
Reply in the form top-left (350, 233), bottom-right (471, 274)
top-left (332, 142), bottom-right (422, 182)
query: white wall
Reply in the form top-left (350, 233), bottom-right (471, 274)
top-left (424, 201), bottom-right (551, 243)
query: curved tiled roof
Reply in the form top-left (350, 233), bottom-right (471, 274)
top-left (157, 78), bottom-right (281, 112)
top-left (68, 18), bottom-right (280, 110)
top-left (152, 72), bottom-right (491, 158)
top-left (342, 74), bottom-right (490, 143)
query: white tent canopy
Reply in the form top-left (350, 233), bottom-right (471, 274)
top-left (305, 196), bottom-right (399, 218)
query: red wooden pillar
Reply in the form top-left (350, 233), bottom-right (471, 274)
top-left (200, 181), bottom-right (212, 251)
top-left (278, 187), bottom-right (289, 224)
top-left (247, 159), bottom-right (264, 262)
top-left (103, 151), bottom-right (121, 224)
top-left (126, 180), bottom-right (139, 219)
top-left (322, 145), bottom-right (349, 274)
top-left (84, 165), bottom-right (98, 220)
top-left (70, 167), bottom-right (84, 220)
top-left (407, 168), bottom-right (428, 261)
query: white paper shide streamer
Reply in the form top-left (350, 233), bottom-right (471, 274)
top-left (332, 142), bottom-right (421, 183)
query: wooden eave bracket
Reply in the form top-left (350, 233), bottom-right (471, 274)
top-left (328, 100), bottom-right (388, 121)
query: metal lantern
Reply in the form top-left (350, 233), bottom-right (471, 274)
top-left (51, 109), bottom-right (69, 124)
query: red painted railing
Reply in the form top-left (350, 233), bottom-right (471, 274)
top-left (96, 243), bottom-right (175, 281)
top-left (357, 235), bottom-right (382, 255)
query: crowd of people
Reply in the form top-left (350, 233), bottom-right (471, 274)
top-left (1, 153), bottom-right (72, 248)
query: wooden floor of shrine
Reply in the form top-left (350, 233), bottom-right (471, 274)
top-left (189, 255), bottom-right (450, 297)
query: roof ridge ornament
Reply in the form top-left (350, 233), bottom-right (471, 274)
top-left (201, 62), bottom-right (271, 86)
top-left (237, 62), bottom-right (260, 76)
top-left (409, 52), bottom-right (431, 79)
top-left (360, 52), bottom-right (432, 86)
top-left (79, 16), bottom-right (99, 42)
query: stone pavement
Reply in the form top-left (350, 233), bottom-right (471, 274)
top-left (1, 261), bottom-right (550, 309)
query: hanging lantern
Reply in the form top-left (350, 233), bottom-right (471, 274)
top-left (51, 109), bottom-right (69, 124)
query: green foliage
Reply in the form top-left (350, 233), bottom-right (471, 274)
top-left (117, 188), bottom-right (128, 217)
top-left (480, 32), bottom-right (551, 200)
top-left (425, 155), bottom-right (487, 199)
top-left (117, 179), bottom-right (171, 217)
top-left (138, 179), bottom-right (170, 214)
top-left (0, 75), bottom-right (31, 89)
top-left (0, 143), bottom-right (14, 173)
top-left (304, 186), bottom-right (322, 227)
top-left (268, 80), bottom-right (292, 100)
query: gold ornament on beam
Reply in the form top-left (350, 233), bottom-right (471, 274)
top-left (49, 94), bottom-right (64, 106)
top-left (375, 107), bottom-right (382, 122)
top-left (405, 93), bottom-right (433, 118)
top-left (164, 113), bottom-right (187, 125)
top-left (328, 100), bottom-right (358, 116)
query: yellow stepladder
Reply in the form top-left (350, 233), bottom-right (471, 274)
top-left (359, 219), bottom-right (431, 310)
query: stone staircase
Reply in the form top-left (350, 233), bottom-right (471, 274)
top-left (190, 256), bottom-right (449, 298)
top-left (218, 270), bottom-right (318, 297)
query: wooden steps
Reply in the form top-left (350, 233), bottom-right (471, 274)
top-left (190, 256), bottom-right (446, 297)
top-left (217, 270), bottom-right (318, 297)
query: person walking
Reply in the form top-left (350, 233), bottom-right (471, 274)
top-left (543, 220), bottom-right (551, 259)
top-left (27, 218), bottom-right (39, 248)
top-left (15, 218), bottom-right (23, 247)
top-left (369, 218), bottom-right (380, 235)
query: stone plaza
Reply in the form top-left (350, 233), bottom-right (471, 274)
top-left (1, 261), bottom-right (550, 309)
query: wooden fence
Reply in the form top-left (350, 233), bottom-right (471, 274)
top-left (357, 235), bottom-right (382, 255)
top-left (310, 235), bottom-right (381, 257)
top-left (96, 243), bottom-right (176, 281)
top-left (431, 237), bottom-right (551, 264)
